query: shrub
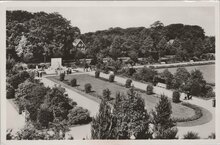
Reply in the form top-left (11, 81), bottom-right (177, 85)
top-left (126, 68), bottom-right (136, 76)
top-left (125, 79), bottom-right (132, 88)
top-left (206, 90), bottom-right (215, 98)
top-left (95, 71), bottom-right (100, 78)
top-left (60, 73), bottom-right (65, 81)
top-left (109, 74), bottom-right (115, 82)
top-left (172, 91), bottom-right (180, 103)
top-left (7, 71), bottom-right (30, 89)
top-left (67, 107), bottom-right (92, 125)
top-left (6, 83), bottom-right (15, 99)
top-left (84, 83), bottom-right (92, 93)
top-left (146, 84), bottom-right (153, 95)
top-left (70, 78), bottom-right (77, 87)
top-left (102, 88), bottom-right (111, 101)
top-left (183, 131), bottom-right (200, 139)
top-left (208, 133), bottom-right (215, 139)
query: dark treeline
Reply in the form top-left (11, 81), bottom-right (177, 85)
top-left (7, 10), bottom-right (215, 64)
top-left (81, 21), bottom-right (215, 62)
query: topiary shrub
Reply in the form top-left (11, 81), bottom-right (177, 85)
top-left (95, 71), bottom-right (100, 78)
top-left (183, 131), bottom-right (200, 139)
top-left (146, 84), bottom-right (153, 95)
top-left (60, 73), bottom-right (65, 81)
top-left (84, 83), bottom-right (92, 93)
top-left (125, 79), bottom-right (132, 88)
top-left (109, 74), bottom-right (115, 82)
top-left (70, 78), bottom-right (77, 87)
top-left (172, 91), bottom-right (180, 103)
top-left (6, 83), bottom-right (15, 99)
top-left (102, 88), bottom-right (111, 101)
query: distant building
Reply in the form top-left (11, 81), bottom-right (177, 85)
top-left (72, 39), bottom-right (86, 53)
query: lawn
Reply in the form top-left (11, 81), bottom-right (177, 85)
top-left (156, 64), bottom-right (215, 84)
top-left (50, 74), bottom-right (195, 120)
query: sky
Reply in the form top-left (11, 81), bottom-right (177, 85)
top-left (8, 6), bottom-right (215, 36)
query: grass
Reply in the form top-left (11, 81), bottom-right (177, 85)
top-left (48, 74), bottom-right (196, 121)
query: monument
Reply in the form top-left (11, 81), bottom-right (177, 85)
top-left (51, 58), bottom-right (62, 70)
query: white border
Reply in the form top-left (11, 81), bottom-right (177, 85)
top-left (0, 1), bottom-right (219, 145)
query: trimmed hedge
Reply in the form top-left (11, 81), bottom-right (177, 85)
top-left (95, 71), bottom-right (100, 78)
top-left (146, 84), bottom-right (153, 95)
top-left (84, 83), bottom-right (92, 93)
top-left (125, 79), bottom-right (132, 88)
top-left (109, 74), bottom-right (115, 82)
top-left (60, 73), bottom-right (65, 81)
top-left (172, 91), bottom-right (180, 103)
top-left (70, 78), bottom-right (77, 87)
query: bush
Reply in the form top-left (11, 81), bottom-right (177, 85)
top-left (95, 71), bottom-right (100, 78)
top-left (70, 78), bottom-right (77, 87)
top-left (60, 73), bottom-right (65, 81)
top-left (6, 83), bottom-right (15, 99)
top-left (126, 68), bottom-right (136, 76)
top-left (102, 88), bottom-right (111, 101)
top-left (146, 84), bottom-right (153, 95)
top-left (67, 107), bottom-right (92, 125)
top-left (125, 79), bottom-right (132, 88)
top-left (183, 131), bottom-right (200, 139)
top-left (172, 91), bottom-right (180, 103)
top-left (109, 74), bottom-right (115, 82)
top-left (206, 90), bottom-right (215, 98)
top-left (84, 83), bottom-right (92, 93)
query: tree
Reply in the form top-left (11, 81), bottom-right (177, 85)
top-left (102, 88), bottom-right (111, 101)
top-left (37, 104), bottom-right (54, 128)
top-left (151, 95), bottom-right (177, 139)
top-left (43, 86), bottom-right (72, 121)
top-left (172, 91), bottom-right (180, 103)
top-left (173, 67), bottom-right (190, 90)
top-left (91, 99), bottom-right (114, 139)
top-left (161, 69), bottom-right (173, 89)
top-left (109, 36), bottom-right (124, 60)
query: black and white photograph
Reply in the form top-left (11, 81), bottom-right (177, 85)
top-left (0, 1), bottom-right (219, 144)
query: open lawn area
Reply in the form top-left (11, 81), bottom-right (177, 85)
top-left (49, 74), bottom-right (196, 121)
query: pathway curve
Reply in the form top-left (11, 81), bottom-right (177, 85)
top-left (79, 69), bottom-right (215, 139)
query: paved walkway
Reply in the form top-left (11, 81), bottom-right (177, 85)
top-left (6, 100), bottom-right (26, 135)
top-left (79, 69), bottom-right (215, 139)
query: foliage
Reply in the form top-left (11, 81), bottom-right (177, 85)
top-left (146, 84), bottom-right (154, 95)
top-left (91, 88), bottom-right (151, 139)
top-left (59, 73), bottom-right (65, 81)
top-left (133, 67), bottom-right (157, 83)
top-left (7, 10), bottom-right (80, 62)
top-left (125, 79), bottom-right (132, 88)
top-left (161, 69), bottom-right (173, 89)
top-left (43, 86), bottom-right (72, 121)
top-left (151, 95), bottom-right (177, 139)
top-left (67, 106), bottom-right (91, 125)
top-left (102, 88), bottom-right (111, 101)
top-left (173, 67), bottom-right (190, 90)
top-left (172, 91), bottom-right (180, 103)
top-left (208, 133), bottom-right (215, 139)
top-left (7, 71), bottom-right (30, 89)
top-left (6, 83), bottom-right (15, 99)
top-left (95, 70), bottom-right (100, 78)
top-left (37, 104), bottom-right (54, 128)
top-left (183, 131), bottom-right (200, 139)
top-left (109, 74), bottom-right (115, 82)
top-left (84, 83), bottom-right (92, 93)
top-left (70, 78), bottom-right (77, 87)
